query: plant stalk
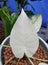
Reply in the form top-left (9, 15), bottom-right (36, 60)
top-left (4, 56), bottom-right (14, 65)
top-left (25, 54), bottom-right (34, 65)
top-left (0, 44), bottom-right (10, 48)
top-left (32, 57), bottom-right (48, 62)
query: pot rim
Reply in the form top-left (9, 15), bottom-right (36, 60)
top-left (0, 36), bottom-right (48, 65)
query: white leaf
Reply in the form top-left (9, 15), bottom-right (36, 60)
top-left (38, 63), bottom-right (48, 65)
top-left (31, 14), bottom-right (42, 32)
top-left (10, 9), bottom-right (39, 58)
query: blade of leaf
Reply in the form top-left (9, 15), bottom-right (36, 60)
top-left (2, 7), bottom-right (11, 17)
top-left (31, 14), bottom-right (42, 32)
top-left (3, 7), bottom-right (18, 28)
top-left (0, 7), bottom-right (12, 37)
top-left (0, 7), bottom-right (18, 37)
top-left (11, 13), bottom-right (18, 28)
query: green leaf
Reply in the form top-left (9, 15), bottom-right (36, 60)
top-left (0, 7), bottom-right (12, 37)
top-left (11, 13), bottom-right (18, 28)
top-left (0, 7), bottom-right (18, 37)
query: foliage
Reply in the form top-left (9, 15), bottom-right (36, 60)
top-left (0, 0), bottom-right (34, 37)
top-left (0, 7), bottom-right (18, 37)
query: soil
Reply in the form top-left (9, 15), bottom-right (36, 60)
top-left (2, 44), bottom-right (48, 65)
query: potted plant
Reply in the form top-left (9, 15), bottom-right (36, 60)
top-left (0, 9), bottom-right (48, 65)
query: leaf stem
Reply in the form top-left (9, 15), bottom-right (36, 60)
top-left (4, 56), bottom-right (14, 65)
top-left (32, 57), bottom-right (48, 62)
top-left (16, 58), bottom-right (21, 65)
top-left (0, 44), bottom-right (10, 48)
top-left (25, 54), bottom-right (34, 65)
top-left (28, 58), bottom-right (34, 65)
